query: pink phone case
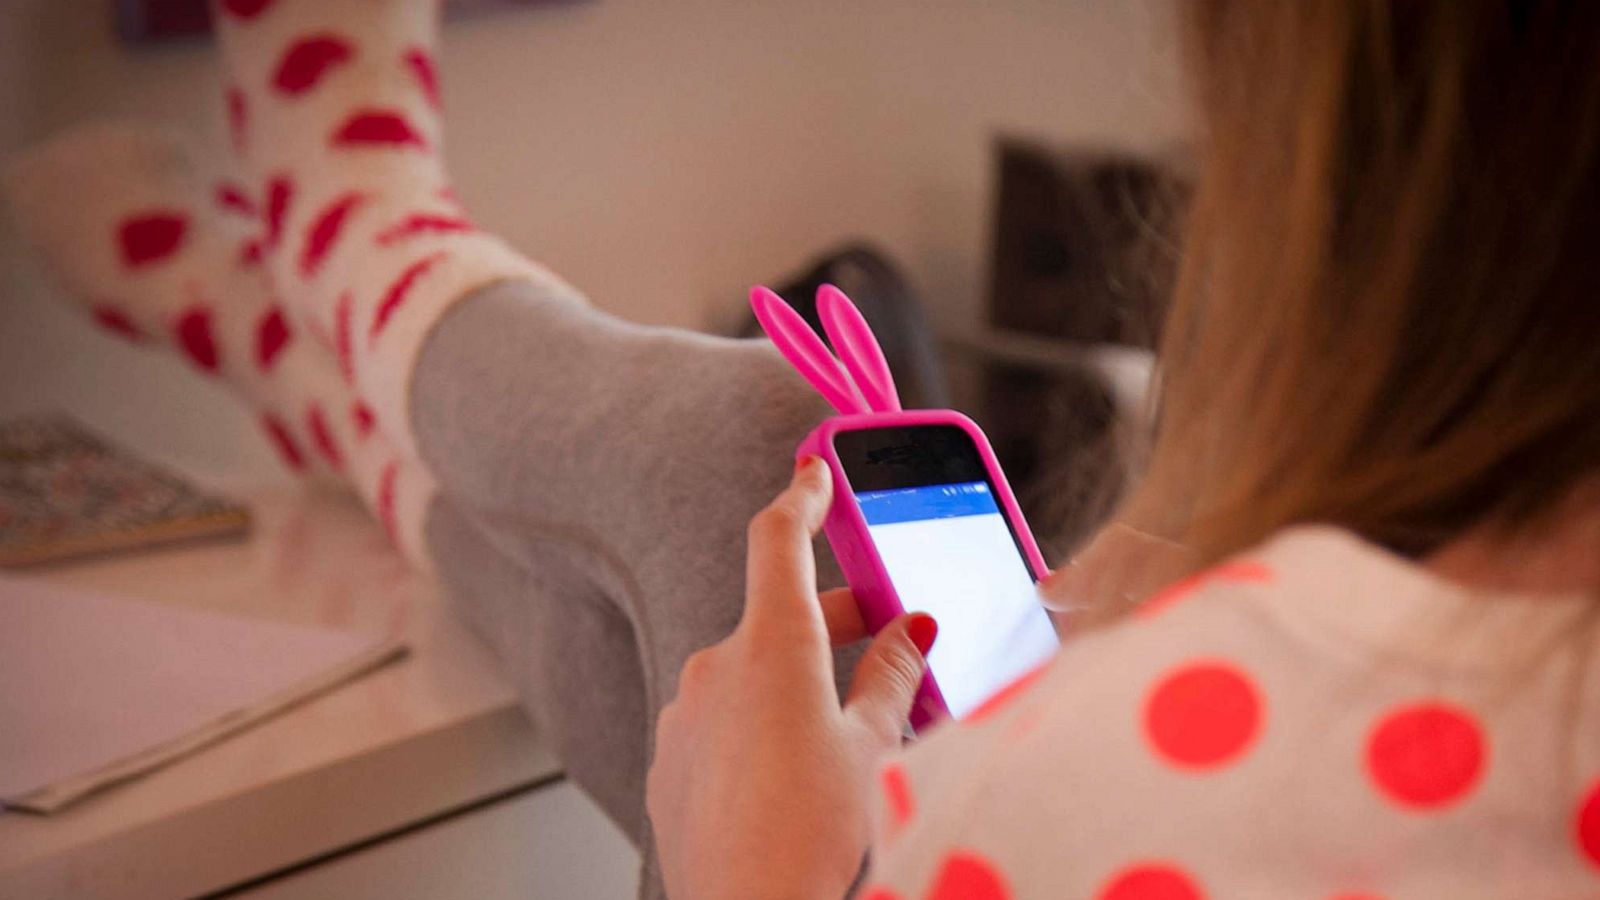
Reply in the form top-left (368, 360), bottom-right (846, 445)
top-left (752, 285), bottom-right (1051, 731)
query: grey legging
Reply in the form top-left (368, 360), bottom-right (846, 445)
top-left (411, 280), bottom-right (855, 898)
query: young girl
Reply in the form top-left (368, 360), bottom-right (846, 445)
top-left (9, 1), bottom-right (1598, 897)
top-left (647, 2), bottom-right (1600, 897)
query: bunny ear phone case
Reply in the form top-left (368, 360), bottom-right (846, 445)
top-left (751, 285), bottom-right (1059, 732)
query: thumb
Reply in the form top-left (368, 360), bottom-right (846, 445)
top-left (844, 613), bottom-right (937, 743)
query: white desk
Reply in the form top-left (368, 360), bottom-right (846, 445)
top-left (0, 489), bottom-right (585, 898)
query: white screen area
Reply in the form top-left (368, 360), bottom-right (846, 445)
top-left (858, 481), bottom-right (1059, 719)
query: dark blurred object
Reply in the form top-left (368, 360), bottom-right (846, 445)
top-left (740, 244), bottom-right (949, 411)
top-left (988, 142), bottom-right (1184, 348)
top-left (971, 141), bottom-right (1191, 555)
top-left (115, 0), bottom-right (589, 43)
top-left (115, 0), bottom-right (210, 42)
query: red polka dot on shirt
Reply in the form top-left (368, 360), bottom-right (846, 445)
top-left (880, 763), bottom-right (915, 839)
top-left (1365, 701), bottom-right (1485, 810)
top-left (1097, 862), bottom-right (1205, 900)
top-left (1575, 778), bottom-right (1600, 871)
top-left (925, 851), bottom-right (1011, 900)
top-left (1143, 660), bottom-right (1263, 770)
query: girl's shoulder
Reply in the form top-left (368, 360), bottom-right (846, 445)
top-left (864, 526), bottom-right (1600, 900)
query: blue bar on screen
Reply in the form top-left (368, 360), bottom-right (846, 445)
top-left (856, 481), bottom-right (999, 526)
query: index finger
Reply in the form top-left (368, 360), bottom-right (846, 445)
top-left (741, 456), bottom-right (834, 646)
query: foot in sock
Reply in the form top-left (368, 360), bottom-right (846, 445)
top-left (2, 122), bottom-right (438, 568)
top-left (211, 0), bottom-right (582, 458)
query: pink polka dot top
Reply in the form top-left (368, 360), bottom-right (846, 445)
top-left (861, 526), bottom-right (1600, 900)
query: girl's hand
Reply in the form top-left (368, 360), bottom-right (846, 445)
top-left (647, 457), bottom-right (937, 900)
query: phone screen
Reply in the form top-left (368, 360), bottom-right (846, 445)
top-left (835, 425), bottom-right (1059, 719)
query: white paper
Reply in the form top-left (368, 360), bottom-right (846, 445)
top-left (0, 574), bottom-right (404, 813)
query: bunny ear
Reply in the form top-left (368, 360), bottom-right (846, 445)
top-left (750, 286), bottom-right (870, 416)
top-left (816, 284), bottom-right (902, 412)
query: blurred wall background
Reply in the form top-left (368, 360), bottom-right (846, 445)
top-left (0, 0), bottom-right (1183, 486)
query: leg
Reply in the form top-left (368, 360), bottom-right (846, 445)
top-left (2, 122), bottom-right (438, 566)
top-left (411, 281), bottom-right (835, 703)
top-left (425, 496), bottom-right (650, 843)
top-left (207, 10), bottom-right (851, 898)
top-left (210, 0), bottom-right (574, 458)
top-left (411, 283), bottom-right (853, 900)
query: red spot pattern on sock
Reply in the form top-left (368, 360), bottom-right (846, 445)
top-left (1137, 560), bottom-right (1274, 620)
top-left (299, 192), bottom-right (365, 278)
top-left (306, 403), bottom-right (343, 470)
top-left (375, 213), bottom-right (474, 245)
top-left (172, 306), bottom-right (220, 373)
top-left (238, 238), bottom-right (264, 268)
top-left (1576, 780), bottom-right (1600, 871)
top-left (264, 175), bottom-right (294, 250)
top-left (1097, 863), bottom-right (1205, 900)
top-left (857, 890), bottom-right (904, 900)
top-left (255, 305), bottom-right (292, 372)
top-left (352, 401), bottom-right (377, 438)
top-left (332, 110), bottom-right (428, 149)
top-left (91, 306), bottom-right (143, 341)
top-left (966, 663), bottom-right (1050, 724)
top-left (926, 852), bottom-right (1011, 900)
top-left (118, 212), bottom-right (188, 269)
top-left (403, 47), bottom-right (441, 108)
top-left (273, 34), bottom-right (355, 97)
top-left (1143, 661), bottom-right (1262, 771)
top-left (334, 291), bottom-right (356, 382)
top-left (880, 764), bottom-right (915, 840)
top-left (377, 460), bottom-right (401, 544)
top-left (262, 414), bottom-right (306, 471)
top-left (220, 0), bottom-right (276, 20)
top-left (1365, 702), bottom-right (1484, 811)
top-left (215, 181), bottom-right (257, 217)
top-left (226, 86), bottom-right (248, 155)
top-left (370, 252), bottom-right (446, 341)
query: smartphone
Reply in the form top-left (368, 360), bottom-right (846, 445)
top-left (820, 416), bottom-right (1059, 728)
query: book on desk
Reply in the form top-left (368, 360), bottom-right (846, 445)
top-left (0, 415), bottom-right (405, 814)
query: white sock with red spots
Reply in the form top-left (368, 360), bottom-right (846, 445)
top-left (3, 122), bottom-right (438, 568)
top-left (211, 0), bottom-right (581, 459)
